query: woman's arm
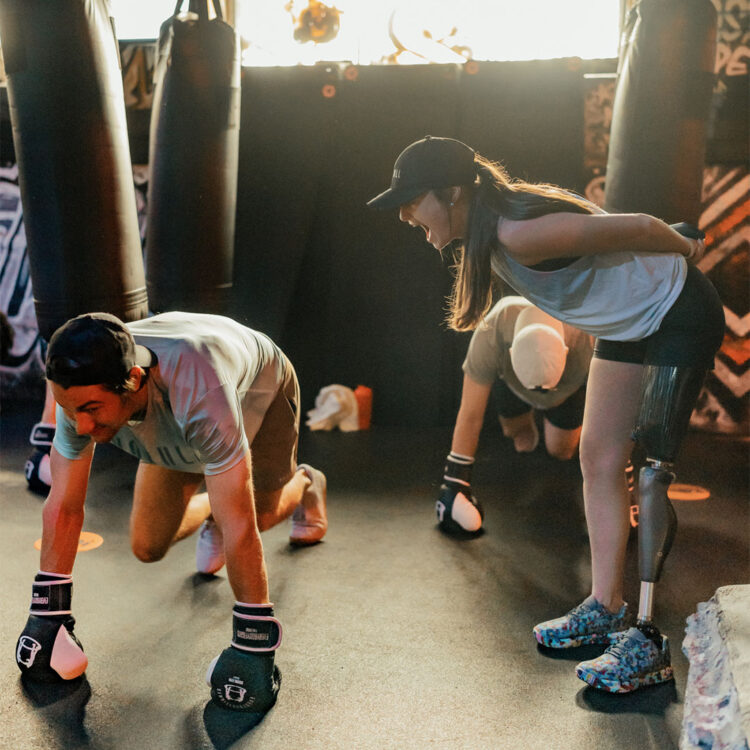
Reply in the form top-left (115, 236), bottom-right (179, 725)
top-left (497, 212), bottom-right (704, 267)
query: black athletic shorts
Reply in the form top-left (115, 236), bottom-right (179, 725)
top-left (493, 378), bottom-right (586, 430)
top-left (593, 265), bottom-right (725, 368)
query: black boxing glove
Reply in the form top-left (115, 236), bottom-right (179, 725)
top-left (436, 452), bottom-right (484, 534)
top-left (206, 603), bottom-right (282, 712)
top-left (16, 572), bottom-right (87, 682)
top-left (25, 423), bottom-right (55, 496)
top-left (670, 222), bottom-right (704, 240)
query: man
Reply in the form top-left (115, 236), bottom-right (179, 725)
top-left (15, 311), bottom-right (327, 713)
top-left (436, 296), bottom-right (594, 534)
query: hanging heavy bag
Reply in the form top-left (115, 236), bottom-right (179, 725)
top-left (604, 0), bottom-right (717, 225)
top-left (0, 0), bottom-right (148, 340)
top-left (146, 0), bottom-right (241, 315)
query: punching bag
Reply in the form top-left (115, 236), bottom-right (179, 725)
top-left (0, 0), bottom-right (148, 341)
top-left (146, 0), bottom-right (241, 314)
top-left (604, 0), bottom-right (717, 224)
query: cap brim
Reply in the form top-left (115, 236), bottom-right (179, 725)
top-left (134, 344), bottom-right (156, 369)
top-left (366, 185), bottom-right (429, 210)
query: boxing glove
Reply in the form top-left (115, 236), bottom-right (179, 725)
top-left (16, 573), bottom-right (87, 682)
top-left (670, 222), bottom-right (704, 240)
top-left (206, 603), bottom-right (282, 712)
top-left (436, 452), bottom-right (484, 534)
top-left (25, 423), bottom-right (55, 496)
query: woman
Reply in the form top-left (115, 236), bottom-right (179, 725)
top-left (368, 135), bottom-right (724, 693)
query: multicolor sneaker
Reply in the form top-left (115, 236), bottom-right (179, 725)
top-left (533, 595), bottom-right (628, 648)
top-left (575, 626), bottom-right (674, 693)
top-left (290, 465), bottom-right (328, 546)
top-left (196, 518), bottom-right (225, 574)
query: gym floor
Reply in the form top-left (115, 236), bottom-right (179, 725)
top-left (1, 394), bottom-right (747, 750)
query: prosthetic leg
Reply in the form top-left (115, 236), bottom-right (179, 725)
top-left (633, 365), bottom-right (708, 642)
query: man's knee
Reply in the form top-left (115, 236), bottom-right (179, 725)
top-left (544, 423), bottom-right (581, 461)
top-left (547, 440), bottom-right (578, 462)
top-left (131, 538), bottom-right (169, 563)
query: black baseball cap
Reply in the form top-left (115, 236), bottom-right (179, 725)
top-left (367, 136), bottom-right (477, 210)
top-left (46, 312), bottom-right (155, 389)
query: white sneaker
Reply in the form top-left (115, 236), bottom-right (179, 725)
top-left (196, 518), bottom-right (225, 574)
top-left (290, 465), bottom-right (328, 546)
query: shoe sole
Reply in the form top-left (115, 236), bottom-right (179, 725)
top-left (289, 467), bottom-right (327, 546)
top-left (534, 630), bottom-right (622, 649)
top-left (576, 664), bottom-right (674, 693)
top-left (197, 560), bottom-right (226, 575)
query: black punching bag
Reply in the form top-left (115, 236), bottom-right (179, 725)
top-left (0, 0), bottom-right (148, 341)
top-left (146, 0), bottom-right (241, 314)
top-left (604, 0), bottom-right (717, 224)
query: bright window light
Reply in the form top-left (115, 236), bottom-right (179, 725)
top-left (110, 0), bottom-right (621, 65)
top-left (237, 0), bottom-right (621, 66)
top-left (110, 0), bottom-right (176, 41)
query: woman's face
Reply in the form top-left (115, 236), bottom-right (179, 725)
top-left (398, 191), bottom-right (465, 250)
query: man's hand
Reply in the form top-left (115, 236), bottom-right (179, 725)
top-left (16, 574), bottom-right (87, 682)
top-left (206, 603), bottom-right (282, 712)
top-left (436, 452), bottom-right (484, 534)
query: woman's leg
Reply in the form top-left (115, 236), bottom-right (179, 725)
top-left (579, 358), bottom-right (644, 612)
top-left (130, 463), bottom-right (207, 562)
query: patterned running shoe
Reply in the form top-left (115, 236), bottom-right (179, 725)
top-left (575, 626), bottom-right (674, 693)
top-left (533, 595), bottom-right (628, 648)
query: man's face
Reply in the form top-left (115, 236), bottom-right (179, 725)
top-left (50, 382), bottom-right (135, 443)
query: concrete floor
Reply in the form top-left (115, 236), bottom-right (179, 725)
top-left (1, 394), bottom-right (747, 750)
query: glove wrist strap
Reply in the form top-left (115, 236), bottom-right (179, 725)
top-left (444, 452), bottom-right (474, 486)
top-left (231, 603), bottom-right (282, 653)
top-left (30, 575), bottom-right (73, 616)
top-left (29, 423), bottom-right (55, 448)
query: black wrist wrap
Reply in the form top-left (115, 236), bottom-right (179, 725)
top-left (443, 454), bottom-right (473, 486)
top-left (231, 604), bottom-right (282, 653)
top-left (30, 424), bottom-right (55, 448)
top-left (30, 577), bottom-right (73, 615)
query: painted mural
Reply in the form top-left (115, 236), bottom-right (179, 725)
top-left (581, 0), bottom-right (749, 434)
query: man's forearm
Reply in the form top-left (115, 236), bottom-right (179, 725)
top-left (40, 496), bottom-right (85, 574)
top-left (222, 520), bottom-right (269, 603)
top-left (451, 410), bottom-right (484, 458)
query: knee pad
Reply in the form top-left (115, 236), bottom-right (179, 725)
top-left (638, 466), bottom-right (677, 583)
top-left (632, 366), bottom-right (707, 463)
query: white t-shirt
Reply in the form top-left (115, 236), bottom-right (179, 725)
top-left (53, 312), bottom-right (286, 475)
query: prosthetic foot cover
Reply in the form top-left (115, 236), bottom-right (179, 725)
top-left (633, 366), bottom-right (708, 463)
top-left (638, 466), bottom-right (678, 583)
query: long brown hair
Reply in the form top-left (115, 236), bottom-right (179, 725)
top-left (447, 155), bottom-right (595, 331)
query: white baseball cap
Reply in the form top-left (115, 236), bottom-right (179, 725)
top-left (509, 306), bottom-right (568, 391)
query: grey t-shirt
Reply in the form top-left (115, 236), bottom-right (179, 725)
top-left (490, 245), bottom-right (686, 341)
top-left (462, 296), bottom-right (593, 410)
top-left (54, 312), bottom-right (286, 475)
